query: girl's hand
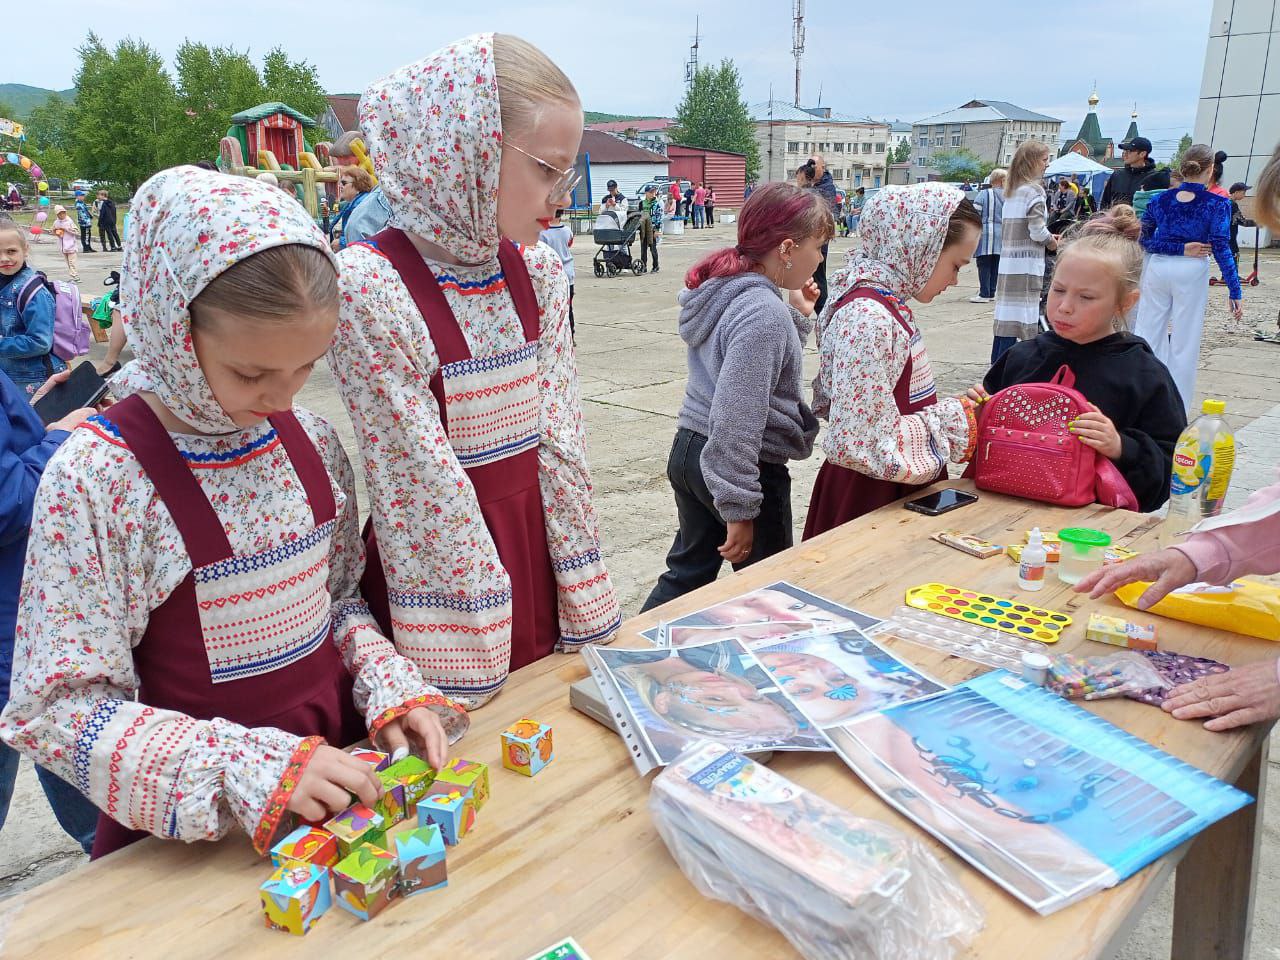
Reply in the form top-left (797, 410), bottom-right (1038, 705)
top-left (965, 384), bottom-right (990, 404)
top-left (1184, 242), bottom-right (1212, 258)
top-left (1070, 405), bottom-right (1122, 460)
top-left (719, 519), bottom-right (754, 564)
top-left (48, 408), bottom-right (96, 434)
top-left (1074, 548), bottom-right (1197, 608)
top-left (789, 279), bottom-right (821, 317)
top-left (285, 744), bottom-right (382, 822)
top-left (375, 708), bottom-right (449, 769)
top-left (31, 369), bottom-right (70, 403)
top-left (1230, 299), bottom-right (1244, 320)
top-left (1163, 660), bottom-right (1280, 732)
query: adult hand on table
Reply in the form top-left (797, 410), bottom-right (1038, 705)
top-left (719, 519), bottom-right (754, 565)
top-left (1074, 548), bottom-right (1198, 609)
top-left (1162, 661), bottom-right (1280, 731)
top-left (375, 707), bottom-right (449, 769)
top-left (286, 744), bottom-right (383, 821)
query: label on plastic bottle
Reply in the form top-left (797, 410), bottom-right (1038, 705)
top-left (1170, 442), bottom-right (1204, 496)
top-left (1018, 560), bottom-right (1045, 584)
top-left (1204, 434), bottom-right (1235, 506)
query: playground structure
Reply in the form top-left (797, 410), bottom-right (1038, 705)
top-left (1, 121), bottom-right (52, 237)
top-left (216, 102), bottom-right (376, 221)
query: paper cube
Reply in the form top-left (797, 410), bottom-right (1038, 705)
top-left (395, 823), bottom-right (448, 897)
top-left (260, 864), bottom-right (331, 936)
top-left (502, 718), bottom-right (554, 777)
top-left (347, 747), bottom-right (392, 772)
top-left (324, 803), bottom-right (386, 858)
top-left (332, 845), bottom-right (399, 921)
top-left (271, 826), bottom-right (340, 870)
top-left (382, 755), bottom-right (436, 815)
top-left (374, 770), bottom-right (408, 827)
top-left (417, 781), bottom-right (477, 845)
top-left (435, 758), bottom-right (490, 810)
top-left (1086, 612), bottom-right (1158, 651)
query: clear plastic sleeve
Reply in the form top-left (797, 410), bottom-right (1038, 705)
top-left (649, 741), bottom-right (983, 960)
top-left (1047, 651), bottom-right (1170, 701)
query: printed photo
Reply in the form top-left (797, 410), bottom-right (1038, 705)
top-left (754, 629), bottom-right (945, 728)
top-left (584, 638), bottom-right (830, 773)
top-left (642, 581), bottom-right (881, 646)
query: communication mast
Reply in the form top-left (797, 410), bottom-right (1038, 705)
top-left (792, 0), bottom-right (805, 107)
top-left (685, 17), bottom-right (701, 86)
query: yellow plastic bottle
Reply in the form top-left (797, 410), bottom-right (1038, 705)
top-left (1161, 399), bottom-right (1235, 547)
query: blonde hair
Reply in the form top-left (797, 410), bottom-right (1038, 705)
top-left (1254, 141), bottom-right (1280, 232)
top-left (190, 245), bottom-right (338, 329)
top-left (988, 168), bottom-right (1008, 187)
top-left (493, 34), bottom-right (580, 138)
top-left (0, 217), bottom-right (27, 248)
top-left (1053, 205), bottom-right (1143, 330)
top-left (1180, 143), bottom-right (1214, 180)
top-left (340, 165), bottom-right (375, 194)
top-left (1006, 141), bottom-right (1051, 196)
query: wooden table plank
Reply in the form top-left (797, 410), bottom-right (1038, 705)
top-left (3, 482), bottom-right (1271, 959)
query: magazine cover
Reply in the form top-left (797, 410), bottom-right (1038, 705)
top-left (826, 670), bottom-right (1253, 915)
top-left (582, 638), bottom-right (829, 775)
top-left (640, 581), bottom-right (881, 646)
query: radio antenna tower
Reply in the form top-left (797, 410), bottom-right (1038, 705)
top-left (685, 17), bottom-right (701, 86)
top-left (792, 0), bottom-right (805, 107)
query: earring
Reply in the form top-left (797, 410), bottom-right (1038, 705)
top-left (784, 260), bottom-right (793, 270)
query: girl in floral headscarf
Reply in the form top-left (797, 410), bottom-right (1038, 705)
top-left (0, 167), bottom-right (468, 860)
top-left (803, 184), bottom-right (983, 538)
top-left (331, 35), bottom-right (620, 709)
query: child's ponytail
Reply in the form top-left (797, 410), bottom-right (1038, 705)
top-left (684, 182), bottom-right (834, 290)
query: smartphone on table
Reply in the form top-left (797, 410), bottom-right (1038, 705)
top-left (33, 363), bottom-right (109, 427)
top-left (904, 488), bottom-right (979, 517)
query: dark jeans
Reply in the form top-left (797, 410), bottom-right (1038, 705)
top-left (79, 224), bottom-right (94, 252)
top-left (976, 254), bottom-right (1000, 299)
top-left (813, 243), bottom-right (831, 314)
top-left (991, 335), bottom-right (1017, 364)
top-left (100, 221), bottom-right (121, 251)
top-left (0, 739), bottom-right (97, 855)
top-left (642, 428), bottom-right (793, 611)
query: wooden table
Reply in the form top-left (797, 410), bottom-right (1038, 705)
top-left (3, 482), bottom-right (1271, 959)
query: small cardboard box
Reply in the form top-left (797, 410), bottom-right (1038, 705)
top-left (324, 803), bottom-right (386, 858)
top-left (332, 845), bottom-right (399, 921)
top-left (1086, 612), bottom-right (1158, 651)
top-left (435, 758), bottom-right (490, 810)
top-left (417, 781), bottom-right (476, 846)
top-left (347, 747), bottom-right (392, 772)
top-left (395, 823), bottom-right (448, 896)
top-left (270, 826), bottom-right (340, 870)
top-left (374, 770), bottom-right (408, 827)
top-left (382, 754), bottom-right (436, 814)
top-left (260, 864), bottom-right (331, 935)
top-left (502, 718), bottom-right (554, 777)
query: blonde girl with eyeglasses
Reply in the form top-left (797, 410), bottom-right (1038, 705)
top-left (329, 35), bottom-right (620, 710)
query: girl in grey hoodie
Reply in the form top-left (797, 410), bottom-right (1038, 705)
top-left (642, 183), bottom-right (834, 611)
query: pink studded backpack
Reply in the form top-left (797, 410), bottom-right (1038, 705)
top-left (970, 365), bottom-right (1139, 510)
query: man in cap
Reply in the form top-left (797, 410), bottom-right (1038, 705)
top-left (1100, 136), bottom-right (1170, 208)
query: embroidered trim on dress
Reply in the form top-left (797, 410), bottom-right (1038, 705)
top-left (254, 735), bottom-right (324, 855)
top-left (368, 693), bottom-right (469, 742)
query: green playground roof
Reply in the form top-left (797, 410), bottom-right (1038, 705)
top-left (229, 102), bottom-right (318, 128)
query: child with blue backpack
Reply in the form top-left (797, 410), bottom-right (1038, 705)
top-left (0, 220), bottom-right (66, 395)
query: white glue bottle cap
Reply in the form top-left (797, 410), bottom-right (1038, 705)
top-left (1028, 527), bottom-right (1043, 548)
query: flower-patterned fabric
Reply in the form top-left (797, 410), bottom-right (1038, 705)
top-left (335, 36), bottom-right (619, 708)
top-left (813, 183), bottom-right (976, 482)
top-left (112, 166), bottom-right (337, 433)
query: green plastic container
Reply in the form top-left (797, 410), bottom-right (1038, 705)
top-left (1057, 527), bottom-right (1112, 585)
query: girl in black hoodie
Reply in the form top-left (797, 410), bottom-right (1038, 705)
top-left (968, 205), bottom-right (1187, 512)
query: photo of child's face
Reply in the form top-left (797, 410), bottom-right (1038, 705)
top-left (755, 650), bottom-right (877, 726)
top-left (648, 662), bottom-right (800, 740)
top-left (702, 588), bottom-right (852, 630)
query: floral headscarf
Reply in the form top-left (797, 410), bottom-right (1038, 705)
top-left (836, 183), bottom-right (965, 301)
top-left (359, 34), bottom-right (503, 265)
top-left (114, 166), bottom-right (336, 434)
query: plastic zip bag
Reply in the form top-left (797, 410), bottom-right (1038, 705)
top-left (650, 741), bottom-right (982, 960)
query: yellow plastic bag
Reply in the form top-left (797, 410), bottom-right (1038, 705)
top-left (1114, 578), bottom-right (1280, 642)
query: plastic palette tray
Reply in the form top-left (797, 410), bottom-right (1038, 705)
top-left (904, 582), bottom-right (1071, 642)
top-left (878, 606), bottom-right (1050, 670)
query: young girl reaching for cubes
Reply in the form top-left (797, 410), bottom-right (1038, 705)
top-left (968, 206), bottom-right (1186, 512)
top-left (0, 167), bottom-right (469, 859)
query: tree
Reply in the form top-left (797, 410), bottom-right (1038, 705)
top-left (1170, 133), bottom-right (1193, 171)
top-left (70, 33), bottom-right (181, 190)
top-left (889, 139), bottom-right (911, 165)
top-left (670, 60), bottom-right (760, 182)
top-left (928, 148), bottom-right (992, 182)
top-left (171, 42), bottom-right (266, 164)
top-left (261, 48), bottom-right (328, 120)
top-left (21, 95), bottom-right (77, 183)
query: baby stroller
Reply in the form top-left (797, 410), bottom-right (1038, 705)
top-left (592, 210), bottom-right (647, 278)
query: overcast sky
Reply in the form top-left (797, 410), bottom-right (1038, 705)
top-left (5, 0), bottom-right (1210, 159)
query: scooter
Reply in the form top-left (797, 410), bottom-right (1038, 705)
top-left (1212, 243), bottom-right (1260, 287)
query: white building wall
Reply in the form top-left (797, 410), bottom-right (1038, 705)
top-left (584, 162), bottom-right (669, 209)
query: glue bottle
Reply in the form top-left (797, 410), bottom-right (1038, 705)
top-left (1018, 527), bottom-right (1048, 592)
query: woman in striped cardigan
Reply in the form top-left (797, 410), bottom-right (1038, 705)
top-left (992, 142), bottom-right (1057, 362)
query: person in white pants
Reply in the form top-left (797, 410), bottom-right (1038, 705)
top-left (1134, 144), bottom-right (1243, 413)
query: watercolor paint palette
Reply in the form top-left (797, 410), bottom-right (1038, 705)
top-left (904, 583), bottom-right (1071, 642)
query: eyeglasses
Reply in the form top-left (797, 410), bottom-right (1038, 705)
top-left (504, 141), bottom-right (582, 205)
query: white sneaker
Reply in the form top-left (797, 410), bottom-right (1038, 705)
top-left (968, 295), bottom-right (988, 303)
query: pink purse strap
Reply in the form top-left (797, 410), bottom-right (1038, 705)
top-left (1050, 364), bottom-right (1076, 388)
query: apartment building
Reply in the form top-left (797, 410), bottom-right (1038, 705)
top-left (750, 101), bottom-right (891, 188)
top-left (910, 100), bottom-right (1062, 182)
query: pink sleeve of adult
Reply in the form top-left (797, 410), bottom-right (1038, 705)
top-left (1173, 479), bottom-right (1280, 582)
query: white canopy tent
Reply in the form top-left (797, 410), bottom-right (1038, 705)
top-left (1045, 153), bottom-right (1112, 176)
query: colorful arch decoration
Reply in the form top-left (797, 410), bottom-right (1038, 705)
top-left (2, 151), bottom-right (44, 184)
